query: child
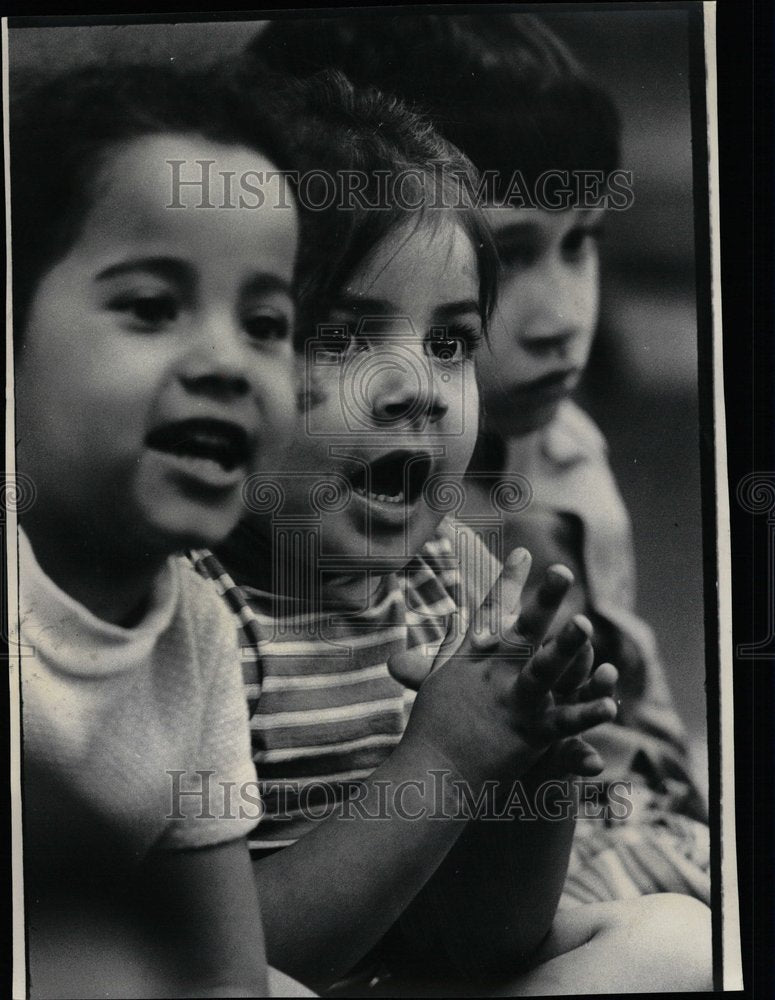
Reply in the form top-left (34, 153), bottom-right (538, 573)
top-left (11, 64), bottom-right (307, 998)
top-left (249, 12), bottom-right (710, 908)
top-left (193, 72), bottom-right (711, 995)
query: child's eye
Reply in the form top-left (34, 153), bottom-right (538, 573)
top-left (496, 240), bottom-right (539, 272)
top-left (427, 324), bottom-right (483, 364)
top-left (314, 327), bottom-right (370, 362)
top-left (427, 336), bottom-right (464, 364)
top-left (315, 332), bottom-right (351, 361)
top-left (110, 294), bottom-right (179, 329)
top-left (244, 312), bottom-right (290, 342)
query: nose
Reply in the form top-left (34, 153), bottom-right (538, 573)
top-left (179, 314), bottom-right (252, 402)
top-left (360, 347), bottom-right (449, 428)
top-left (518, 264), bottom-right (587, 358)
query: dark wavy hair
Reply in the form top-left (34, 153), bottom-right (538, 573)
top-left (248, 13), bottom-right (621, 199)
top-left (233, 68), bottom-right (499, 347)
top-left (10, 63), bottom-right (291, 339)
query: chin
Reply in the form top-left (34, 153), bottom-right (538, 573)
top-left (142, 501), bottom-right (242, 555)
top-left (487, 397), bottom-right (560, 439)
top-left (516, 406), bottom-right (559, 436)
top-left (317, 513), bottom-right (438, 568)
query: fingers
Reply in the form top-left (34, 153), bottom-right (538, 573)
top-left (456, 548), bottom-right (532, 659)
top-left (512, 564), bottom-right (574, 651)
top-left (581, 662), bottom-right (619, 701)
top-left (512, 615), bottom-right (593, 708)
top-left (545, 737), bottom-right (605, 777)
top-left (472, 547), bottom-right (531, 641)
top-left (552, 641), bottom-right (595, 702)
top-left (541, 697), bottom-right (618, 743)
top-left (436, 609), bottom-right (468, 665)
top-left (408, 607), bottom-right (477, 678)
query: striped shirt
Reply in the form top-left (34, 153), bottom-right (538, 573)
top-left (191, 517), bottom-right (498, 851)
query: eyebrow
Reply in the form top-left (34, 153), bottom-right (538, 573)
top-left (95, 257), bottom-right (293, 298)
top-left (95, 257), bottom-right (194, 284)
top-left (433, 299), bottom-right (481, 321)
top-left (493, 211), bottom-right (603, 242)
top-left (242, 273), bottom-right (294, 299)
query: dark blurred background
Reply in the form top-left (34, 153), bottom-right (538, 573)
top-left (9, 9), bottom-right (707, 776)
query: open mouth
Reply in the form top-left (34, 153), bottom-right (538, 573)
top-left (347, 451), bottom-right (433, 507)
top-left (146, 418), bottom-right (251, 473)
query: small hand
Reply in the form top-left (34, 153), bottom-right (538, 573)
top-left (473, 554), bottom-right (619, 777)
top-left (501, 559), bottom-right (618, 775)
top-left (503, 612), bottom-right (617, 752)
top-left (396, 550), bottom-right (617, 790)
top-left (539, 661), bottom-right (620, 776)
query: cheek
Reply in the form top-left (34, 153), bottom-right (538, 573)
top-left (447, 370), bottom-right (480, 464)
top-left (583, 271), bottom-right (601, 330)
top-left (481, 318), bottom-right (513, 372)
top-left (17, 294), bottom-right (77, 401)
top-left (571, 257), bottom-right (600, 320)
top-left (16, 325), bottom-right (97, 447)
top-left (302, 370), bottom-right (350, 435)
top-left (494, 276), bottom-right (526, 329)
top-left (22, 290), bottom-right (157, 420)
top-left (274, 409), bottom-right (329, 481)
top-left (463, 379), bottom-right (481, 453)
top-left (480, 284), bottom-right (525, 371)
top-left (258, 354), bottom-right (298, 424)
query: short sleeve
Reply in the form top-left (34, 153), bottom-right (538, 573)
top-left (158, 563), bottom-right (260, 850)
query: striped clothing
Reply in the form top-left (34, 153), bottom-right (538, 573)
top-left (191, 517), bottom-right (497, 851)
top-left (192, 514), bottom-right (710, 915)
top-left (561, 807), bottom-right (710, 908)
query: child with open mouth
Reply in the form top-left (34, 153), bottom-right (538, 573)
top-left (193, 71), bottom-right (711, 996)
top-left (251, 11), bottom-right (710, 915)
top-left (12, 62), bottom-right (311, 998)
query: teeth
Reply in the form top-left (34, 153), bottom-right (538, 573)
top-left (194, 433), bottom-right (228, 447)
top-left (353, 485), bottom-right (405, 505)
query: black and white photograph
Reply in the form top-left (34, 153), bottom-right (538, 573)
top-left (3, 4), bottom-right (750, 996)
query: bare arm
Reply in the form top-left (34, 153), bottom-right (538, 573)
top-left (254, 736), bottom-right (466, 988)
top-left (385, 563), bottom-right (619, 978)
top-left (255, 557), bottom-right (616, 989)
top-left (391, 756), bottom-right (578, 978)
top-left (142, 838), bottom-right (269, 997)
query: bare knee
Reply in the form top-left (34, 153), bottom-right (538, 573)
top-left (597, 894), bottom-right (713, 992)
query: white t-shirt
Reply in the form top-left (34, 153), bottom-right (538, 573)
top-left (17, 528), bottom-right (259, 863)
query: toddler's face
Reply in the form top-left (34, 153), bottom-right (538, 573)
top-left (476, 206), bottom-right (602, 436)
top-left (16, 133), bottom-right (297, 556)
top-left (257, 218), bottom-right (481, 571)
